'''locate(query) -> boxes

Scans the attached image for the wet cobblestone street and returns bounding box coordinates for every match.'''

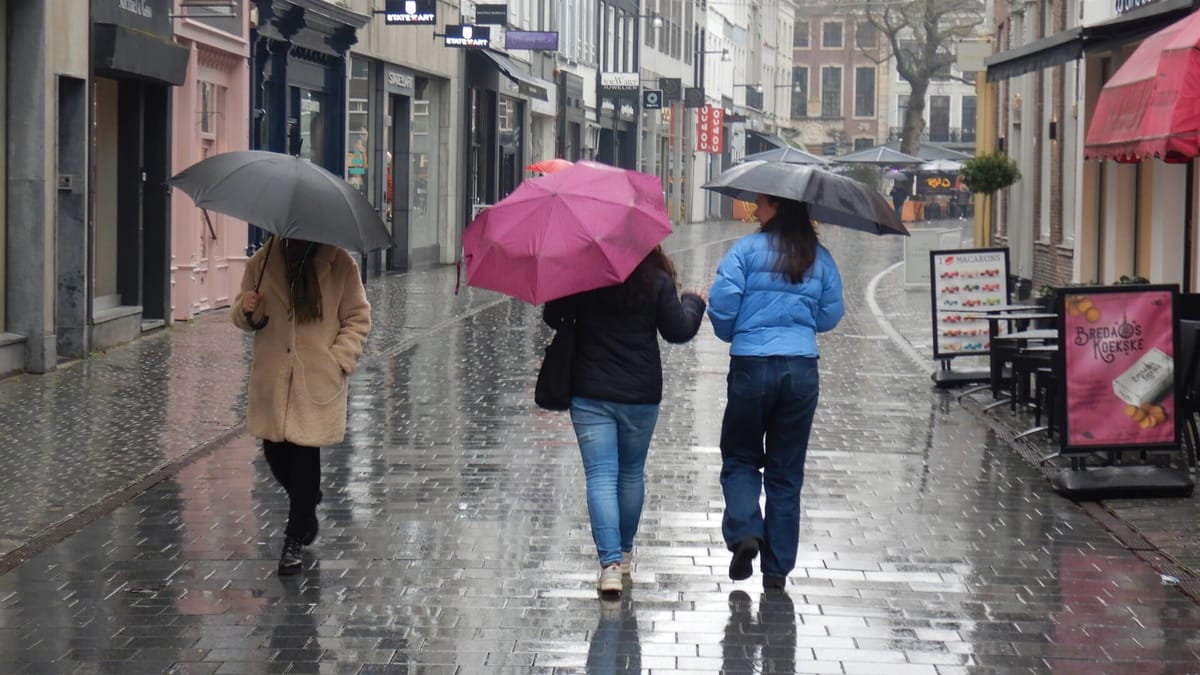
[2,222,1200,673]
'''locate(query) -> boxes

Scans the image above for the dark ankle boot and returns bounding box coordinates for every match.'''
[301,514,319,546]
[278,536,304,575]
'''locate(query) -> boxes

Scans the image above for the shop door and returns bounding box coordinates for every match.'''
[387,93,411,271]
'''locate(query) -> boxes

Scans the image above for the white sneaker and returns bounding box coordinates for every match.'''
[597,564,622,595]
[620,551,633,576]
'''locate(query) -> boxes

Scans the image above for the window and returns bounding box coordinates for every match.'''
[854,137,874,151]
[855,21,876,49]
[791,66,808,118]
[898,94,909,127]
[929,95,950,142]
[794,20,809,48]
[961,96,977,142]
[821,66,841,117]
[853,67,874,117]
[822,21,843,48]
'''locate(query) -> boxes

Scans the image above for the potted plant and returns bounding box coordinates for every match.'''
[960,151,1021,195]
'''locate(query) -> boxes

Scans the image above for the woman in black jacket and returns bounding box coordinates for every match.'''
[544,246,706,597]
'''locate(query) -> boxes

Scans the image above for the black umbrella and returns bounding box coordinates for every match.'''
[703,160,908,236]
[172,150,393,328]
[171,150,392,253]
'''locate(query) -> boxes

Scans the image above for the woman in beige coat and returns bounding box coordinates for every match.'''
[232,237,371,575]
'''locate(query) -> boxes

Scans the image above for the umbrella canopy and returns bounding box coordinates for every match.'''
[702,160,908,236]
[833,145,924,165]
[462,161,673,304]
[883,141,974,161]
[884,168,909,179]
[526,158,574,174]
[171,150,391,253]
[918,159,964,173]
[740,146,828,165]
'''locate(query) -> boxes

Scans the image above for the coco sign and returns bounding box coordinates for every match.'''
[696,105,723,154]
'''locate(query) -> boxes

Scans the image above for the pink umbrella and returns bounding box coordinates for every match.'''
[526,158,573,174]
[462,161,672,305]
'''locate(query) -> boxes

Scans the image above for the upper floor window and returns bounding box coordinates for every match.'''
[822,21,843,49]
[855,21,876,49]
[794,21,809,48]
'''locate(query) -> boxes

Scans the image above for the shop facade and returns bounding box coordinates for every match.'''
[170,5,251,321]
[248,0,369,251]
[465,49,551,218]
[89,0,188,351]
[2,0,91,376]
[1080,0,1198,291]
[344,0,465,272]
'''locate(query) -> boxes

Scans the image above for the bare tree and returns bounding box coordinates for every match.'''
[866,0,983,155]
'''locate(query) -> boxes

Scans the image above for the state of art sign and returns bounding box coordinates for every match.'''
[385,0,437,25]
[443,24,491,48]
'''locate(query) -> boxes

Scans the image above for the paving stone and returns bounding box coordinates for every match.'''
[0,222,1198,673]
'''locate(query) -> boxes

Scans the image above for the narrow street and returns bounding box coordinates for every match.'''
[2,222,1199,674]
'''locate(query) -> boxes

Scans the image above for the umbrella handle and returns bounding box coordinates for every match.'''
[245,312,270,330]
[245,236,274,330]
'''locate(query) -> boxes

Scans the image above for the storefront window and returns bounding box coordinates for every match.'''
[347,57,373,199]
[298,89,326,167]
[411,77,441,253]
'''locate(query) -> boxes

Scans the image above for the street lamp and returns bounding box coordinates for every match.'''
[733,83,763,94]
[636,13,664,29]
[701,48,731,62]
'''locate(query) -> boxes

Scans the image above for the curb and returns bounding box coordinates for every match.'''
[0,423,247,575]
[867,261,1200,606]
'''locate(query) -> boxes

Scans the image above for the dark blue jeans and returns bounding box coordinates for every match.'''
[719,355,819,577]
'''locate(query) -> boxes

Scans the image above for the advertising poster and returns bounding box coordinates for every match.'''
[1059,285,1180,452]
[928,248,1009,360]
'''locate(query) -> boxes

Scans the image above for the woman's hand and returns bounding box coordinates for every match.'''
[684,287,708,302]
[242,291,262,313]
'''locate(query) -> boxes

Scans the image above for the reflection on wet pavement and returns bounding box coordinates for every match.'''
[2,223,1200,673]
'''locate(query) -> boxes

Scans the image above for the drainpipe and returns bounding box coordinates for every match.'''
[1187,160,1195,293]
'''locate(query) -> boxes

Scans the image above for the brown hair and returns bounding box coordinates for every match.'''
[759,198,818,284]
[283,238,323,323]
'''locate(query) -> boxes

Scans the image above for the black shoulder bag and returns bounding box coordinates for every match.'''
[534,315,575,411]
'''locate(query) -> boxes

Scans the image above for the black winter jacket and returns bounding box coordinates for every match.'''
[543,269,706,404]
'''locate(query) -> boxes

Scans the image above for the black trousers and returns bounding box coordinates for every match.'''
[263,440,321,539]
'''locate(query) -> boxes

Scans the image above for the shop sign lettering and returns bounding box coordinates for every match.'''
[1115,0,1158,13]
[119,0,153,18]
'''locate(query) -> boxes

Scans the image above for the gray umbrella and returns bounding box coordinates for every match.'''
[702,160,908,236]
[171,150,392,254]
[833,145,924,165]
[741,146,828,165]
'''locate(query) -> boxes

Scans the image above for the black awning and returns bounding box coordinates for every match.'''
[93,23,188,86]
[478,50,550,101]
[746,129,786,148]
[985,29,1083,82]
[1083,0,1193,53]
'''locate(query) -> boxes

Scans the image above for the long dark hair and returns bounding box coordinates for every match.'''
[282,237,323,323]
[759,197,818,284]
[611,244,677,307]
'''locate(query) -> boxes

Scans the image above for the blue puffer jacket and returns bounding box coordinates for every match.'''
[707,232,844,357]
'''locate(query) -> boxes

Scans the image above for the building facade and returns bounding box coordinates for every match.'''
[170,2,252,321]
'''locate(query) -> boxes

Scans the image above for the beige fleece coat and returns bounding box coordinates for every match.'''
[232,242,372,447]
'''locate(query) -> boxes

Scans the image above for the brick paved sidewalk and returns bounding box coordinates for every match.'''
[870,231,1200,593]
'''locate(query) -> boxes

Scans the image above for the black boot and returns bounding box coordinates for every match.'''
[300,513,319,546]
[278,536,304,576]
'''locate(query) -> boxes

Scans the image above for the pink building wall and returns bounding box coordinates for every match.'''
[170,9,251,321]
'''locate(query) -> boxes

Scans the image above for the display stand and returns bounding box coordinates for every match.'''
[1052,285,1195,499]
[928,248,1011,388]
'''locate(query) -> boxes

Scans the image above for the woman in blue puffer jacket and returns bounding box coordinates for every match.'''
[707,193,845,591]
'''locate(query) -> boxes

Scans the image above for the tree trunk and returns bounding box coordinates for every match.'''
[901,81,929,156]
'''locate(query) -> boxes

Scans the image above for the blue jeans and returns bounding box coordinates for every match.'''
[570,396,661,566]
[719,356,819,577]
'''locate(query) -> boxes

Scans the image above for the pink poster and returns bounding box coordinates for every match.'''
[1063,288,1176,449]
